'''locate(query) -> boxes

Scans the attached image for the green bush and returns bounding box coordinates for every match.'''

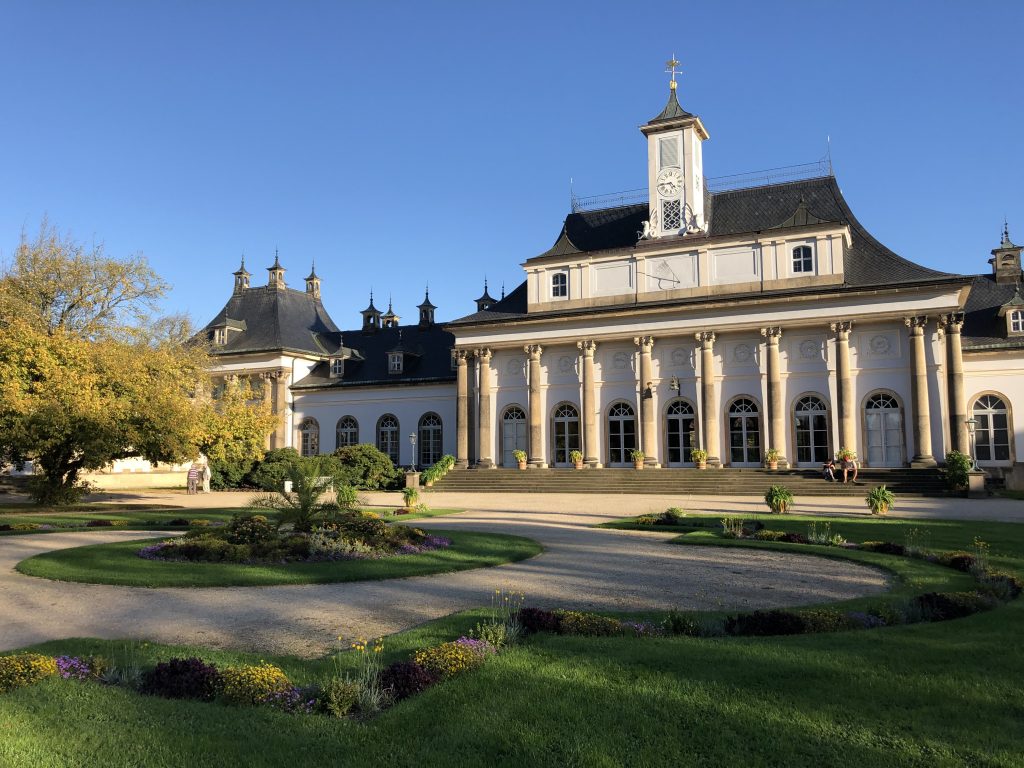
[661,610,701,637]
[226,515,275,545]
[208,456,257,490]
[763,485,794,513]
[319,677,360,718]
[245,448,301,492]
[944,449,972,491]
[220,662,293,706]
[754,529,787,541]
[555,610,623,637]
[413,641,488,679]
[333,444,401,490]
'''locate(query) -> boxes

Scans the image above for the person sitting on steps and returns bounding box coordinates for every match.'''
[841,455,859,484]
[822,459,836,482]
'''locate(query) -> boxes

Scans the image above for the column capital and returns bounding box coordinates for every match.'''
[829,321,853,336]
[695,330,716,347]
[576,339,598,355]
[454,349,469,363]
[524,344,543,359]
[904,315,929,332]
[939,312,965,332]
[474,347,492,361]
[760,326,782,341]
[633,335,654,349]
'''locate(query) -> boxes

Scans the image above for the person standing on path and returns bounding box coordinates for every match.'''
[201,462,212,494]
[186,464,199,495]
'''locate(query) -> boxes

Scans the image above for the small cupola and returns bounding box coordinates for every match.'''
[475,279,496,312]
[381,298,400,329]
[233,256,251,294]
[267,250,286,290]
[305,262,321,299]
[360,292,382,333]
[417,288,437,327]
[990,221,1023,285]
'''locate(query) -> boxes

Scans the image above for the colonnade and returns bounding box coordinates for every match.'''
[453,315,961,469]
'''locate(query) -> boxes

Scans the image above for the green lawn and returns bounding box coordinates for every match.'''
[14,529,542,587]
[1,516,1023,766]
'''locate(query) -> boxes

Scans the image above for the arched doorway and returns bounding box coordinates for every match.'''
[607,402,637,467]
[418,413,443,467]
[794,395,830,466]
[550,403,581,467]
[299,417,320,457]
[865,392,903,467]
[501,406,527,467]
[664,399,696,467]
[376,414,400,465]
[727,398,761,466]
[972,394,1011,464]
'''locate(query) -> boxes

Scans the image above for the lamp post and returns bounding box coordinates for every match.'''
[409,432,417,472]
[965,418,979,471]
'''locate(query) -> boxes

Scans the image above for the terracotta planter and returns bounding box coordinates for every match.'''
[766,461,778,470]
[573,461,584,470]
[517,460,527,470]
[695,461,707,470]
[424,480,434,488]
[874,503,889,515]
[634,460,644,470]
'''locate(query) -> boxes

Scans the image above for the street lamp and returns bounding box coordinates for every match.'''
[409,432,417,472]
[965,418,979,471]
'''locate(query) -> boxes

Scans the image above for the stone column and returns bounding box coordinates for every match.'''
[475,348,493,468]
[941,313,970,456]
[906,316,937,467]
[634,336,658,466]
[761,326,788,467]
[455,350,469,468]
[577,340,600,467]
[830,322,855,452]
[525,344,544,467]
[695,331,721,467]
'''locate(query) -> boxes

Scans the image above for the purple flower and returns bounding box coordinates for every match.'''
[261,685,316,714]
[454,636,497,655]
[137,542,173,560]
[56,655,92,680]
[620,621,663,637]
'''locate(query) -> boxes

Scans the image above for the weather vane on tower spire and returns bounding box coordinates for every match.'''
[665,54,681,91]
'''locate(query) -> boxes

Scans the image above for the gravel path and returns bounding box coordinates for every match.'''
[0,505,890,658]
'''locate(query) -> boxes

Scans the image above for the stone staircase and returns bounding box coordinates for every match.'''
[429,467,951,497]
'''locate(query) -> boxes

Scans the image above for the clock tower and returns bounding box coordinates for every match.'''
[640,58,709,237]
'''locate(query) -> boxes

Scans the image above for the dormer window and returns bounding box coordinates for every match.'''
[388,353,404,374]
[330,358,344,378]
[213,328,227,346]
[551,272,568,299]
[792,245,814,274]
[1010,310,1024,335]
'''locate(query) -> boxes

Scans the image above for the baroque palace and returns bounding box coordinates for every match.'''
[200,74,1024,489]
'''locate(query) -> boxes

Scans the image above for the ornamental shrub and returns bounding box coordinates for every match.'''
[976,570,1024,601]
[911,591,998,622]
[662,610,702,636]
[226,514,275,545]
[634,515,659,525]
[165,518,190,527]
[754,530,787,541]
[221,662,293,706]
[86,519,128,527]
[938,550,977,573]
[519,607,562,635]
[319,677,361,717]
[943,449,972,491]
[859,541,906,556]
[55,656,93,680]
[725,609,809,637]
[140,657,223,701]
[333,444,401,490]
[555,610,623,637]
[209,455,257,490]
[379,661,439,701]
[779,532,809,545]
[246,448,302,492]
[413,640,488,679]
[0,653,58,693]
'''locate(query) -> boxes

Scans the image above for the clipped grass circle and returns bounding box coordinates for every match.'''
[15,529,542,588]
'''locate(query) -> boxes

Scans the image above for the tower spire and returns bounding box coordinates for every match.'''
[665,54,681,91]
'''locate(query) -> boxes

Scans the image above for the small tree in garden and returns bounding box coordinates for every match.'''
[333,444,400,489]
[248,456,344,531]
[943,450,972,491]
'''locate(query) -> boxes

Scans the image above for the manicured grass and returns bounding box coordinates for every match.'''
[14,529,542,587]
[374,507,465,521]
[2,516,1023,766]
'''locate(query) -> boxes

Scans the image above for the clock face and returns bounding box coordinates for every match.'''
[657,167,683,197]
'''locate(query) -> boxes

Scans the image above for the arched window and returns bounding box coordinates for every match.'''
[501,406,528,467]
[418,413,443,467]
[792,245,814,274]
[607,402,637,466]
[551,272,568,298]
[299,417,320,457]
[550,403,580,466]
[973,395,1010,463]
[664,399,696,466]
[865,392,903,467]
[336,416,358,450]
[794,395,830,465]
[376,414,400,465]
[728,398,761,466]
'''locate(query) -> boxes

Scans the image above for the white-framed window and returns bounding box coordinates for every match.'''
[376,414,399,464]
[388,353,403,374]
[1010,310,1024,334]
[330,358,344,377]
[551,272,568,298]
[213,328,227,345]
[336,416,358,448]
[299,418,320,457]
[792,245,814,274]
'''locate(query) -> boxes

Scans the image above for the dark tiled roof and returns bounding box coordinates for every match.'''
[962,274,1024,350]
[292,324,456,390]
[647,89,694,123]
[201,286,343,356]
[449,280,528,325]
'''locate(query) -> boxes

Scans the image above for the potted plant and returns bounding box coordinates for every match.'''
[569,449,584,470]
[763,484,793,513]
[513,449,528,470]
[421,467,437,488]
[866,484,895,515]
[691,449,708,470]
[401,486,418,511]
[837,447,857,461]
[764,448,780,470]
[630,449,645,470]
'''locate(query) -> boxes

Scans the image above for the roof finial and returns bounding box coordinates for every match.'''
[665,54,681,92]
[240,254,246,270]
[501,282,506,299]
[1004,217,1011,247]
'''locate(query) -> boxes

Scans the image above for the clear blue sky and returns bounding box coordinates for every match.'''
[2,1,1021,330]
